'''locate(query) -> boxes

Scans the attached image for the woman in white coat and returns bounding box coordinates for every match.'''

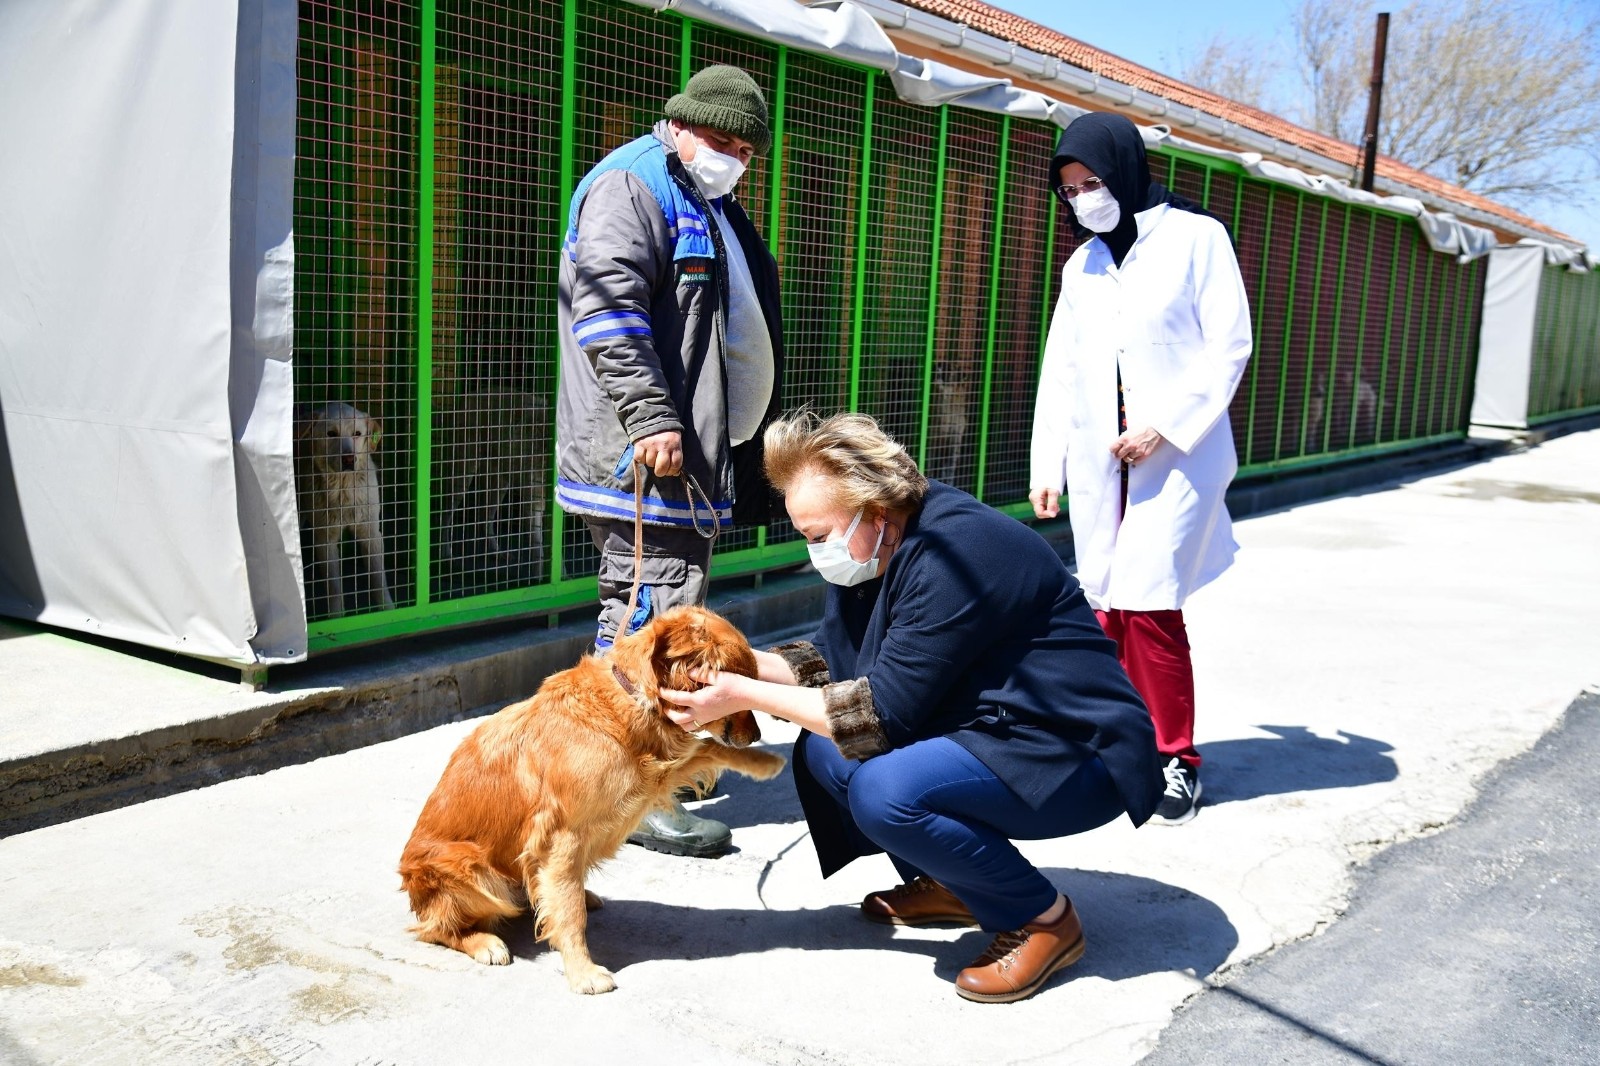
[1029,112,1252,825]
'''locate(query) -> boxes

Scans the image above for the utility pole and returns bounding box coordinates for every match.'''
[1358,12,1391,192]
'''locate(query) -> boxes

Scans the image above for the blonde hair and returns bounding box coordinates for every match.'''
[762,410,928,515]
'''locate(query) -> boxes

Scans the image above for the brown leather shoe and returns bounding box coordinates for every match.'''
[954,898,1086,1003]
[861,876,979,927]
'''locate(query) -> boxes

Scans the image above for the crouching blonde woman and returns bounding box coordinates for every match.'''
[661,411,1163,1003]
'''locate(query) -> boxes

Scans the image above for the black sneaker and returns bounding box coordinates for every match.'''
[1152,757,1201,825]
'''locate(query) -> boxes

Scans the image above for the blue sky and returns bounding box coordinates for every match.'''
[997,0,1598,251]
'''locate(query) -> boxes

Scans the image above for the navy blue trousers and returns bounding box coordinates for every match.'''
[802,732,1126,930]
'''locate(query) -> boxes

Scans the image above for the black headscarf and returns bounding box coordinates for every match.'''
[1049,112,1222,267]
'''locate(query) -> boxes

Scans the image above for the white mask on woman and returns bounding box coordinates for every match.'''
[1072,185,1122,233]
[684,143,747,200]
[807,509,885,587]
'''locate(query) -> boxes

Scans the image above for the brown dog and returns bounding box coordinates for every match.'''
[398,605,786,993]
[294,401,394,617]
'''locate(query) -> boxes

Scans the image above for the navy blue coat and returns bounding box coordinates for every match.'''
[792,480,1164,877]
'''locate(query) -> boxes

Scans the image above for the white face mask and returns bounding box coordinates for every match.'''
[1072,185,1122,233]
[807,509,885,587]
[684,142,747,200]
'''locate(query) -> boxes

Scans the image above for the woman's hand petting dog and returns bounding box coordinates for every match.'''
[661,667,753,732]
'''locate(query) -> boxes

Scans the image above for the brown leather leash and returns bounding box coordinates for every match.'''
[617,456,719,648]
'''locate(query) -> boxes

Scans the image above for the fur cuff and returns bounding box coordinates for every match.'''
[822,678,890,760]
[771,640,831,688]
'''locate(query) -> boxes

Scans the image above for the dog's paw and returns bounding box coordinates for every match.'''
[742,751,788,781]
[566,965,617,995]
[467,934,511,966]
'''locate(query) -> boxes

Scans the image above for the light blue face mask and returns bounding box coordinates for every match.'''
[806,509,885,587]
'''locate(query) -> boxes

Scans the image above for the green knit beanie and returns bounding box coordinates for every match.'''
[665,65,771,155]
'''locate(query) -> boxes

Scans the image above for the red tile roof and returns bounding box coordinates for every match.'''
[895,0,1572,243]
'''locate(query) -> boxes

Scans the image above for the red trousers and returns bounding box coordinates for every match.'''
[1094,608,1200,768]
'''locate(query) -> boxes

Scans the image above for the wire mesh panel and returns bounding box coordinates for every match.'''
[984,120,1056,504]
[1398,230,1433,440]
[1227,176,1267,461]
[1291,199,1336,458]
[1529,267,1562,418]
[1447,257,1486,430]
[689,26,778,248]
[429,1,563,601]
[1315,204,1358,452]
[762,52,865,545]
[686,25,782,557]
[928,109,1002,492]
[1249,185,1296,464]
[1529,265,1600,420]
[562,0,682,578]
[855,83,940,456]
[1569,269,1600,416]
[1423,254,1458,436]
[294,0,420,622]
[1170,157,1207,206]
[1275,194,1317,462]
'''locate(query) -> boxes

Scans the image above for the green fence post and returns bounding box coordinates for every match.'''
[758,43,787,550]
[1272,192,1306,461]
[974,115,1011,502]
[549,0,579,586]
[847,73,875,412]
[679,15,692,88]
[917,105,950,468]
[1037,192,1058,368]
[414,0,437,607]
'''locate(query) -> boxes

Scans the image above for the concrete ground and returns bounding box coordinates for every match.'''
[0,428,1596,1065]
[1141,689,1599,1065]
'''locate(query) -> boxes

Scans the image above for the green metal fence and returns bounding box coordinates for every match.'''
[292,0,1493,651]
[1527,264,1600,425]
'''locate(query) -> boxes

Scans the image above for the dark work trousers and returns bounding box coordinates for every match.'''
[1094,608,1200,768]
[802,732,1125,930]
[585,518,713,650]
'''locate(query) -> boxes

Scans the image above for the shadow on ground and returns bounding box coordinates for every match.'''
[1197,725,1397,806]
[491,870,1236,993]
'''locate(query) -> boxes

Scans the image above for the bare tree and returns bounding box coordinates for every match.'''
[1174,32,1284,114]
[1289,0,1366,143]
[1291,0,1600,201]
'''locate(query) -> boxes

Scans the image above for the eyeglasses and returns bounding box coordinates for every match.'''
[1054,176,1106,203]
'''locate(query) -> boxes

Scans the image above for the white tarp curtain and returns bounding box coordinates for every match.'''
[634,0,899,70]
[1517,238,1594,272]
[0,0,305,665]
[1470,245,1546,429]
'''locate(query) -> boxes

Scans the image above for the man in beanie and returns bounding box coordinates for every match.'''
[555,65,786,857]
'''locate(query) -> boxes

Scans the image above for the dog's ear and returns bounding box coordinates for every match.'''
[294,405,323,442]
[366,416,383,450]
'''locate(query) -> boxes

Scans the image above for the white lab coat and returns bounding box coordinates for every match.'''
[1030,203,1253,611]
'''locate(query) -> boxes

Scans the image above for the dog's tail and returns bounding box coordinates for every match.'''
[398,840,522,939]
